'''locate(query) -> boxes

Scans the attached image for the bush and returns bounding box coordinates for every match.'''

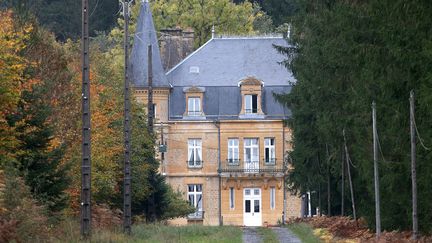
[0,167,49,242]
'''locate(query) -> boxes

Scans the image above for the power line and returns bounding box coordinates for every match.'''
[413,117,431,151]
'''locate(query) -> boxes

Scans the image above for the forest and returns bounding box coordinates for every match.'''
[276,0,432,236]
[1,0,431,241]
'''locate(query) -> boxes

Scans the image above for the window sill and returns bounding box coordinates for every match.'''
[239,113,265,119]
[183,115,206,120]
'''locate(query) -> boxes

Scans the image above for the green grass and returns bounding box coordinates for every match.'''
[54,222,242,243]
[132,224,242,243]
[287,223,322,243]
[256,227,279,243]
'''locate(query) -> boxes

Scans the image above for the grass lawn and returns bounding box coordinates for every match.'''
[287,223,322,243]
[56,223,243,243]
[256,227,279,243]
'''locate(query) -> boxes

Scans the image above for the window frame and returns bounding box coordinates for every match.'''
[270,187,276,210]
[188,139,202,168]
[244,94,258,114]
[188,184,203,218]
[227,138,240,164]
[264,138,276,164]
[229,187,235,209]
[188,97,201,116]
[244,138,259,163]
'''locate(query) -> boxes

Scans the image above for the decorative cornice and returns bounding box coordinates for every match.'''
[183,86,205,93]
[238,77,264,86]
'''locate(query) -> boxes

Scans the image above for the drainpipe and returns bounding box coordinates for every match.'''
[214,120,222,226]
[282,124,286,225]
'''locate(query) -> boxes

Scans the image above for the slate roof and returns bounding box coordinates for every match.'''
[166,36,294,120]
[166,36,295,87]
[129,1,169,87]
[169,86,291,121]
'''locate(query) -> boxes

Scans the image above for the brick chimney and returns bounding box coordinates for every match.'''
[159,27,195,71]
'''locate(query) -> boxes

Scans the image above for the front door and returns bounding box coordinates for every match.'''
[243,188,262,226]
[244,138,259,173]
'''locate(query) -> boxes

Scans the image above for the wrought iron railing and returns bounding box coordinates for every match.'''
[187,160,203,168]
[219,159,285,173]
[187,210,205,220]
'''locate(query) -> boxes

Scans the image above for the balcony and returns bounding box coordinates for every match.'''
[219,159,286,175]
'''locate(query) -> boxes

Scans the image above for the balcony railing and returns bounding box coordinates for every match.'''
[188,210,205,220]
[219,159,285,174]
[187,111,202,116]
[187,160,203,168]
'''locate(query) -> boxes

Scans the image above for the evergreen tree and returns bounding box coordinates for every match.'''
[7,84,70,214]
[277,0,432,232]
[129,105,193,222]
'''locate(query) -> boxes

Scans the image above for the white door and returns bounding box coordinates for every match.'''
[244,138,259,173]
[243,188,262,226]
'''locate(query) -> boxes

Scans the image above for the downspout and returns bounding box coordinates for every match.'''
[215,120,222,226]
[282,124,286,225]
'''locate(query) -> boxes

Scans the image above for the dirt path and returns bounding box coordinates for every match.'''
[272,227,302,243]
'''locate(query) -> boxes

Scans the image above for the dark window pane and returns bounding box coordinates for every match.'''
[254,200,260,213]
[252,95,257,113]
[245,200,251,213]
[265,148,269,162]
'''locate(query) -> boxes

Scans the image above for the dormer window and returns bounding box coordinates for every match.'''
[184,86,205,119]
[239,77,264,118]
[245,94,258,114]
[188,97,201,116]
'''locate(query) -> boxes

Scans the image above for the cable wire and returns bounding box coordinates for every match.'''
[413,117,431,151]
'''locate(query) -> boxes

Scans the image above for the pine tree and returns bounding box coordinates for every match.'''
[7,84,70,214]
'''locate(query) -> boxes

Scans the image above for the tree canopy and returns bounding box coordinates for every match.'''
[278,0,432,233]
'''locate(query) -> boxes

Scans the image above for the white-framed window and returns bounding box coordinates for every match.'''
[188,97,201,116]
[188,139,202,167]
[264,138,276,164]
[270,187,276,210]
[244,138,259,163]
[228,138,239,164]
[245,94,258,114]
[229,187,235,209]
[188,184,203,218]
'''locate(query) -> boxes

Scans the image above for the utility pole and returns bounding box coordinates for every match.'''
[147,45,154,134]
[372,101,381,237]
[122,0,132,235]
[343,129,356,222]
[147,44,156,222]
[81,0,91,238]
[326,144,331,216]
[410,90,418,240]
[341,146,345,216]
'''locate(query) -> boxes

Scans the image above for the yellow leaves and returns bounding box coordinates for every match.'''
[0,10,33,104]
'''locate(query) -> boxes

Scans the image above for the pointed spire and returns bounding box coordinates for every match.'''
[129,0,169,87]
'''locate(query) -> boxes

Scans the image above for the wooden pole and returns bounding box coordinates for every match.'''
[326,144,331,216]
[343,129,356,221]
[341,146,345,216]
[147,45,156,222]
[81,0,91,238]
[372,101,381,237]
[122,0,132,234]
[147,45,154,134]
[410,90,418,240]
